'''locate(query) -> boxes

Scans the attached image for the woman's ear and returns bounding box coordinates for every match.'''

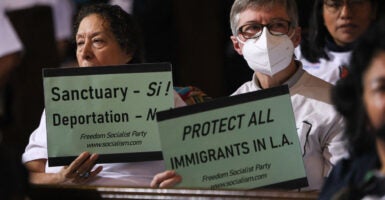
[230,35,243,55]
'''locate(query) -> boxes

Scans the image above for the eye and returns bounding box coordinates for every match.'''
[269,21,289,33]
[244,24,262,33]
[325,0,343,8]
[239,23,263,39]
[92,38,105,48]
[271,21,287,29]
[76,40,84,47]
[374,84,385,93]
[369,79,385,95]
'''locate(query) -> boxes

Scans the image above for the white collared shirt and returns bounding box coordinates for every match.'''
[232,62,348,190]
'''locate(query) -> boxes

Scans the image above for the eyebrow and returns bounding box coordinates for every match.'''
[242,18,289,24]
[76,31,103,39]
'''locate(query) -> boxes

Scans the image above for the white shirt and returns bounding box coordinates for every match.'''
[232,64,348,190]
[22,92,186,186]
[295,46,351,85]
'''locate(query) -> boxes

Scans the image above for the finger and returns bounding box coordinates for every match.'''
[151,170,179,188]
[75,165,103,184]
[67,152,91,175]
[159,175,182,188]
[90,165,103,177]
[151,171,170,187]
[75,153,99,176]
[63,153,90,179]
[70,153,99,181]
[60,166,77,180]
[83,165,103,179]
[73,154,100,179]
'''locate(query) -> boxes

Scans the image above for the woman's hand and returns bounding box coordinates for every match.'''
[59,151,103,184]
[150,170,182,188]
[26,151,102,184]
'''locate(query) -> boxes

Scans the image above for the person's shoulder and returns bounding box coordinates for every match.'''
[291,69,333,104]
[301,70,332,89]
[318,157,352,200]
[319,153,379,199]
[231,80,258,96]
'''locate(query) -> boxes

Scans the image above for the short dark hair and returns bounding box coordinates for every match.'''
[332,18,385,156]
[300,0,378,63]
[73,3,144,63]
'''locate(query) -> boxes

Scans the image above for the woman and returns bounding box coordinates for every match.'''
[22,4,185,186]
[319,19,385,199]
[295,0,379,85]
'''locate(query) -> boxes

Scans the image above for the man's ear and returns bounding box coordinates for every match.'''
[292,27,302,48]
[230,35,243,55]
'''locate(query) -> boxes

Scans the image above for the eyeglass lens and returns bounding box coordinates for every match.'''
[238,20,290,39]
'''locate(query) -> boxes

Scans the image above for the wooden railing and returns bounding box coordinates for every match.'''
[29,184,319,199]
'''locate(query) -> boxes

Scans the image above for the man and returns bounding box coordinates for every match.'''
[152,0,347,191]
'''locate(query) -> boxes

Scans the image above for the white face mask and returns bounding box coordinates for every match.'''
[238,27,295,76]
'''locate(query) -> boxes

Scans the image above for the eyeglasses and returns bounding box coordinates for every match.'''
[324,0,369,13]
[237,19,292,40]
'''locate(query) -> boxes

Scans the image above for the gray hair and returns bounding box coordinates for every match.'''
[230,0,299,35]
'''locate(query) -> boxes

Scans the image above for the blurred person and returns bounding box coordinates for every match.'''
[3,0,75,63]
[0,137,29,200]
[0,3,23,150]
[295,0,379,85]
[0,3,23,88]
[151,0,347,191]
[22,4,185,186]
[2,0,75,155]
[319,18,385,200]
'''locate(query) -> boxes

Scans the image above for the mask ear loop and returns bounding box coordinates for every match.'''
[236,36,246,45]
[287,27,296,39]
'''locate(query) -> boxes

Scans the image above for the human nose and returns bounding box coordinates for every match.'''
[339,2,353,19]
[79,40,93,60]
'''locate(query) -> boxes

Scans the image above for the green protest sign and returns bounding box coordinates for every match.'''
[43,63,173,166]
[157,86,307,189]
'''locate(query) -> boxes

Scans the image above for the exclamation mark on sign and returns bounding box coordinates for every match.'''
[165,81,171,96]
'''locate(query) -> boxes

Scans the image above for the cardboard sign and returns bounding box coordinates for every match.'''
[43,63,174,166]
[157,86,307,189]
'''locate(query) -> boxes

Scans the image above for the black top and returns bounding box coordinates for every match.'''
[318,150,385,200]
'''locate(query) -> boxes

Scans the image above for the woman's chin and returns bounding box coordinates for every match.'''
[79,62,97,67]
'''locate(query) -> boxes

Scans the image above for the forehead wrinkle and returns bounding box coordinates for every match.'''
[77,14,110,36]
[76,30,105,39]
